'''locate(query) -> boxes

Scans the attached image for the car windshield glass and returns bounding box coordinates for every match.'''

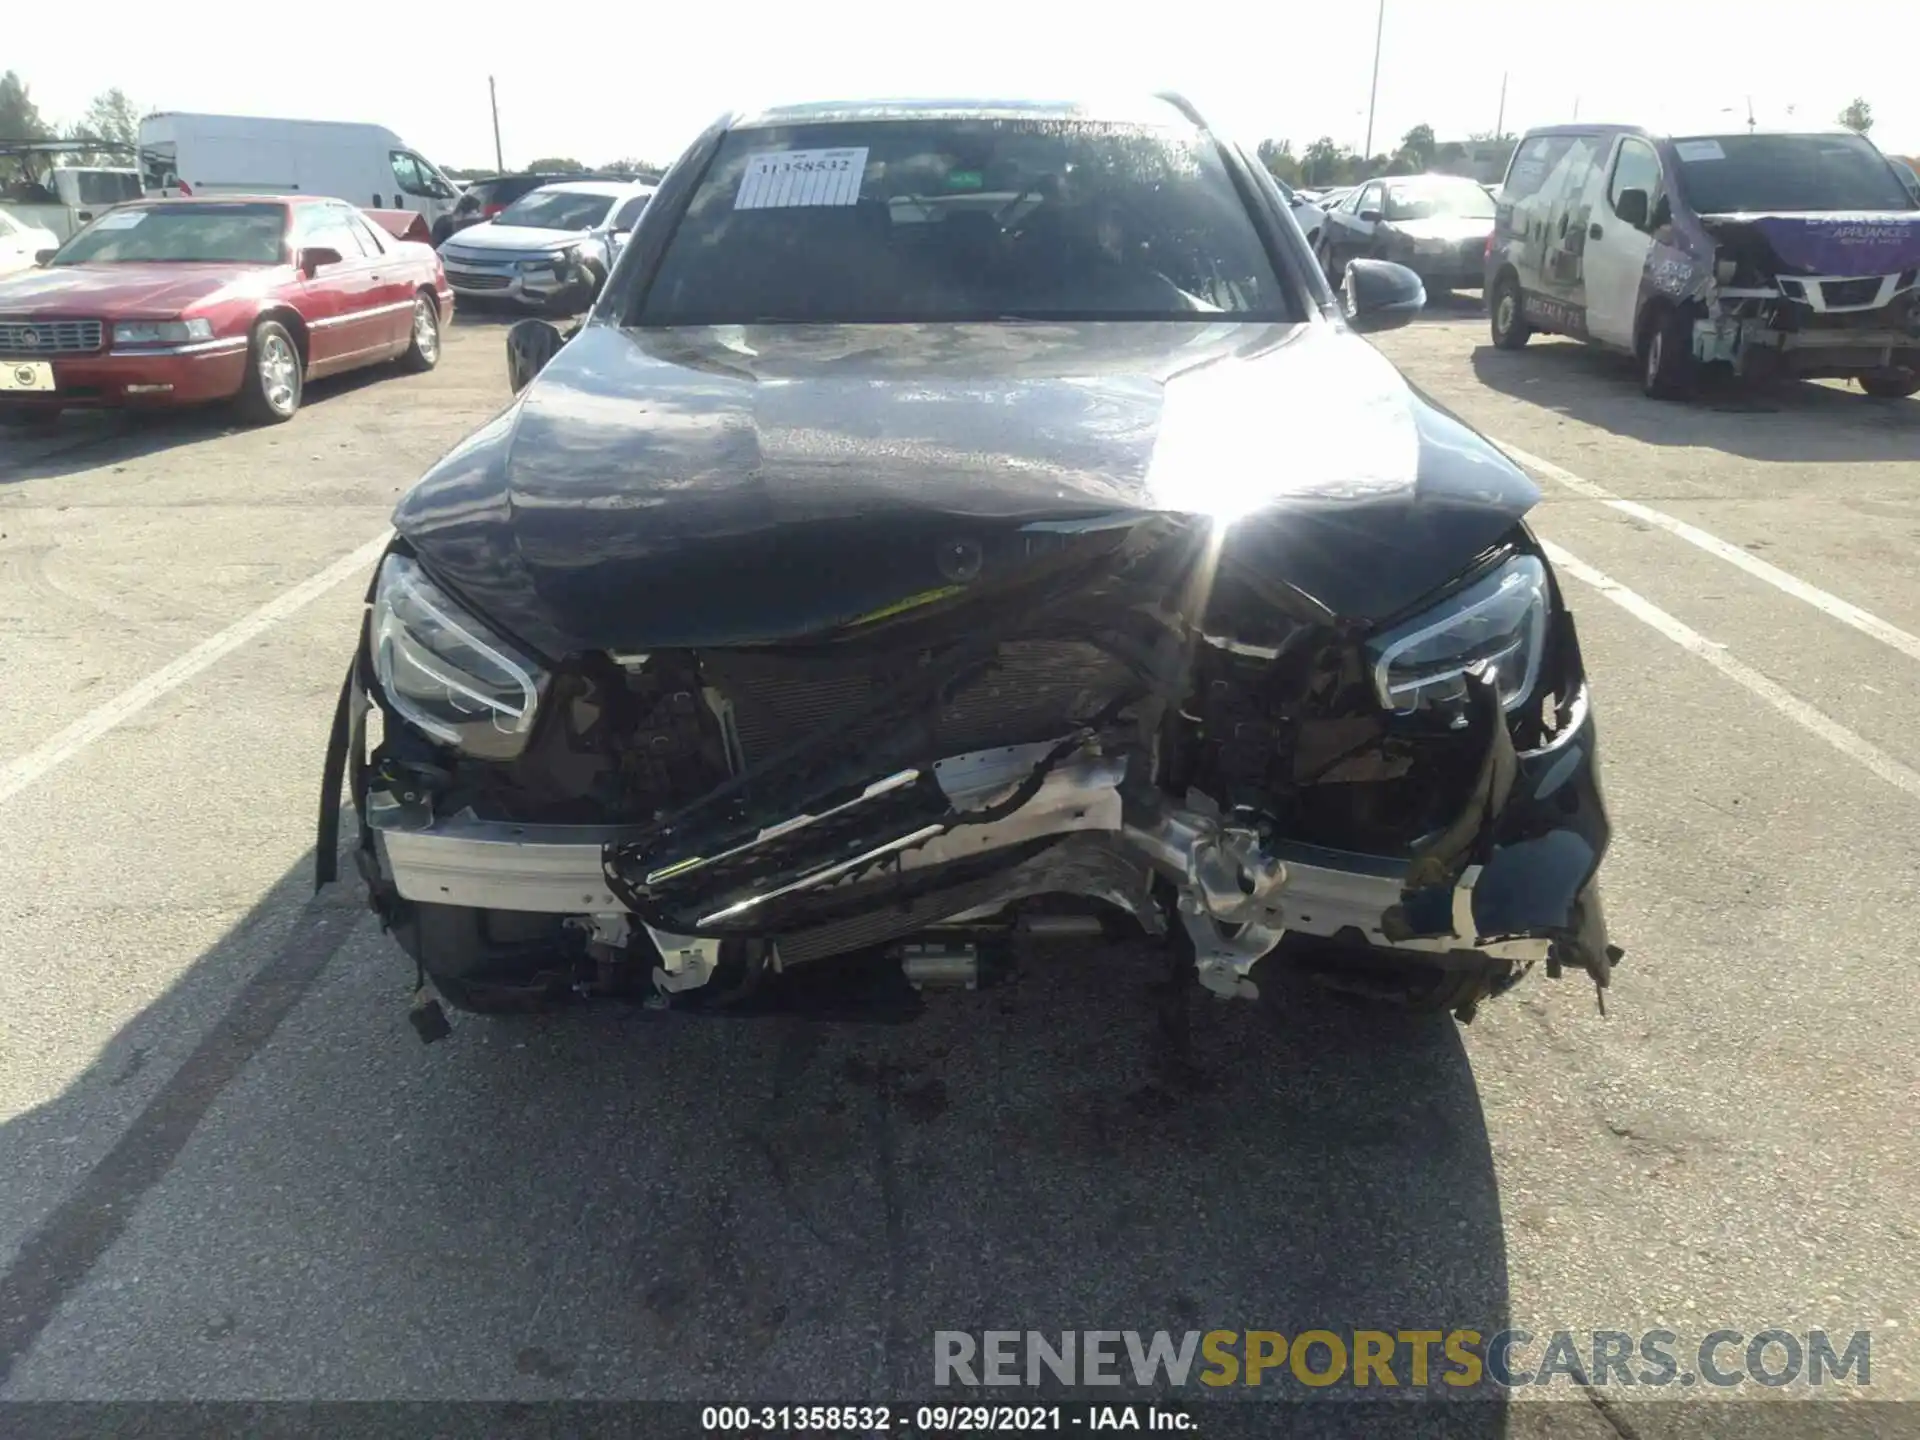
[1382,179,1496,221]
[53,203,285,264]
[1673,134,1918,213]
[635,117,1296,324]
[496,190,614,230]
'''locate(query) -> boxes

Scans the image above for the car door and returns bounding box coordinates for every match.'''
[346,210,416,350]
[1326,183,1382,274]
[292,204,387,372]
[1581,137,1663,350]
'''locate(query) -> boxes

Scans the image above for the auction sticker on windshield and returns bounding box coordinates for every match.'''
[1674,140,1726,162]
[735,148,868,209]
[90,209,149,230]
[1,361,56,391]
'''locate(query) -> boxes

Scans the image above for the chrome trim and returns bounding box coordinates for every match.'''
[307,300,418,331]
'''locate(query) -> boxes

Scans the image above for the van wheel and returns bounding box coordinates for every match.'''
[236,320,302,424]
[1641,305,1696,400]
[400,292,441,373]
[1859,369,1919,399]
[1490,275,1532,349]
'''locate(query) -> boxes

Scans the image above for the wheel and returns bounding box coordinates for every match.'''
[399,291,441,373]
[1640,304,1696,400]
[236,319,302,424]
[1489,273,1532,349]
[1859,369,1920,398]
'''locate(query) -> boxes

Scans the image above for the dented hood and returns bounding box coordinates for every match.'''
[1700,211,1920,276]
[394,320,1539,656]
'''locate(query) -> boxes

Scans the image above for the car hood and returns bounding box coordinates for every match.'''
[395,320,1540,656]
[443,223,583,253]
[0,263,276,315]
[1697,211,1920,276]
[1387,214,1496,243]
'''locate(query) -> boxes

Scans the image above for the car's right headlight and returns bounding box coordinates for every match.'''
[1367,554,1550,715]
[370,554,547,759]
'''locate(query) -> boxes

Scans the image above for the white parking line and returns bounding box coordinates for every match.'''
[1497,439,1920,667]
[0,533,390,808]
[1542,539,1920,804]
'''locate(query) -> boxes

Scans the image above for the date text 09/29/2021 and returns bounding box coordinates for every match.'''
[702,1405,1192,1432]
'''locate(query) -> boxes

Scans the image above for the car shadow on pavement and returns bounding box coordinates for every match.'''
[1469,341,1920,463]
[1412,290,1487,325]
[0,364,429,486]
[0,851,1511,1435]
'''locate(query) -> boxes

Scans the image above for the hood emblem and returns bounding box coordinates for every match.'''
[19,328,40,349]
[935,536,984,584]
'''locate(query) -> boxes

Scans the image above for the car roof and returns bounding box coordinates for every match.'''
[1519,122,1867,143]
[729,94,1208,131]
[115,194,302,206]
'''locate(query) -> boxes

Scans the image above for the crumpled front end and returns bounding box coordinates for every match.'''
[1688,213,1920,381]
[319,515,1614,1021]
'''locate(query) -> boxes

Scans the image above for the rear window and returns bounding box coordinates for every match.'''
[75,171,143,206]
[1672,133,1918,214]
[635,117,1295,324]
[54,203,286,265]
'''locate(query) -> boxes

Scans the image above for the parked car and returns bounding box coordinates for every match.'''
[318,93,1615,1034]
[0,196,451,426]
[445,172,641,236]
[1318,173,1496,292]
[1,142,144,242]
[437,180,654,312]
[1487,125,1920,399]
[138,113,465,244]
[1270,176,1328,248]
[0,207,59,276]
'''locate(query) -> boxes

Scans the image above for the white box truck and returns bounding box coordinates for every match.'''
[137,112,466,242]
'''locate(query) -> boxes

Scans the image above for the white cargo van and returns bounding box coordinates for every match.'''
[137,113,465,241]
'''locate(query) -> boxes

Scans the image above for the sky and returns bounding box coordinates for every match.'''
[8,0,1918,170]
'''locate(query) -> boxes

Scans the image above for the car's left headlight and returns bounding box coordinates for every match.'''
[1367,554,1549,714]
[112,318,214,347]
[371,553,548,759]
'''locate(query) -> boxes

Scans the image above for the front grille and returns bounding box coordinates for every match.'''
[1821,278,1882,308]
[447,272,512,291]
[0,319,103,356]
[703,639,1137,767]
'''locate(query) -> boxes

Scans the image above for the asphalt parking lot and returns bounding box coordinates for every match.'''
[1,301,1917,1437]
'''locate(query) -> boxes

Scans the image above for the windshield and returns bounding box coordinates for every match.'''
[1673,133,1918,214]
[495,190,615,231]
[53,203,286,264]
[1382,178,1496,222]
[635,117,1295,324]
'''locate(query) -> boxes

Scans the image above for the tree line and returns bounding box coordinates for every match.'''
[1256,125,1516,189]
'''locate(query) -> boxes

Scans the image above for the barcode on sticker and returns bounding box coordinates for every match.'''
[735,148,868,209]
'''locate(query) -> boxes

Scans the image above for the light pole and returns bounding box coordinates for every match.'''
[1362,0,1385,160]
[489,76,505,173]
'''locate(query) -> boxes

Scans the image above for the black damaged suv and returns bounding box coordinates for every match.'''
[319,94,1616,1029]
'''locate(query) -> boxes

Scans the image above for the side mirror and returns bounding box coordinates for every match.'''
[1615,188,1650,230]
[298,245,343,276]
[1341,258,1426,333]
[1359,208,1383,224]
[507,317,566,393]
[34,248,58,267]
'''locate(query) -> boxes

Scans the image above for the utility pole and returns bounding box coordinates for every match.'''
[1494,71,1508,140]
[489,75,504,173]
[1362,0,1385,159]
[1745,95,1755,132]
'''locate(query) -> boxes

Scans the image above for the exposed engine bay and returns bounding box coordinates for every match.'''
[323,516,1614,1027]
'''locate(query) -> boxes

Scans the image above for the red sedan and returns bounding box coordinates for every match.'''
[0,195,455,426]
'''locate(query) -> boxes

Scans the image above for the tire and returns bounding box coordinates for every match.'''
[1859,369,1920,399]
[1489,273,1532,349]
[236,319,302,424]
[1640,304,1696,400]
[399,291,441,373]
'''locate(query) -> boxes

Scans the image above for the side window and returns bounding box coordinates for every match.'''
[294,206,368,260]
[1355,183,1383,216]
[389,151,428,197]
[1609,140,1662,228]
[611,195,650,231]
[346,212,388,254]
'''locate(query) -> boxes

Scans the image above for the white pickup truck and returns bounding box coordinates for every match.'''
[1,164,144,243]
